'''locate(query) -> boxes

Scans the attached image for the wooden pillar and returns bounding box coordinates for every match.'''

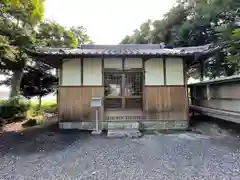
[206,84,211,100]
[216,52,221,78]
[199,58,204,81]
[189,85,195,117]
[81,57,83,85]
[163,57,167,85]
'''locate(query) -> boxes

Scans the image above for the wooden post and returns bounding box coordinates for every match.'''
[163,57,167,85]
[81,57,84,85]
[206,84,211,100]
[200,58,204,81]
[216,52,221,78]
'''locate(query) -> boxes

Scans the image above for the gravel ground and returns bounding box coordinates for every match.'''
[1,127,240,180]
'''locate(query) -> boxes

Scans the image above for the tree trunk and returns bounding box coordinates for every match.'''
[37,96,42,111]
[10,69,24,98]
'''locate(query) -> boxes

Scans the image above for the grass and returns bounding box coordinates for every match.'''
[25,100,57,126]
[0,99,57,121]
[0,99,9,105]
[30,100,57,113]
[26,100,57,119]
[0,99,57,113]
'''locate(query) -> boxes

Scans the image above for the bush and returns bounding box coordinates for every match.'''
[9,95,31,112]
[30,100,57,113]
[0,95,31,119]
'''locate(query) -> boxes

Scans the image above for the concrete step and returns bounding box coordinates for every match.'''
[107,122,139,130]
[107,129,142,138]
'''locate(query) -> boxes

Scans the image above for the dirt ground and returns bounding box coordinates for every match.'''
[0,115,57,133]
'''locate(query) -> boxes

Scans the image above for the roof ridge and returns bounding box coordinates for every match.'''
[79,44,165,49]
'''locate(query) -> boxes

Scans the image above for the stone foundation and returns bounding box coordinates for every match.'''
[139,120,189,131]
[59,120,189,131]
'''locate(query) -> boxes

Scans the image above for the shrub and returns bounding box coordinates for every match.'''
[8,95,31,112]
[30,100,57,113]
[0,95,31,119]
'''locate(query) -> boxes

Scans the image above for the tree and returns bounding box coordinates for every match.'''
[36,22,93,47]
[36,21,78,48]
[121,20,152,44]
[70,26,93,45]
[21,63,58,110]
[120,0,240,78]
[0,1,92,99]
[1,62,58,109]
[1,0,44,22]
[1,18,92,109]
[0,0,44,97]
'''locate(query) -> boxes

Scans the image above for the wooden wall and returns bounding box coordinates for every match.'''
[58,86,104,121]
[143,86,188,121]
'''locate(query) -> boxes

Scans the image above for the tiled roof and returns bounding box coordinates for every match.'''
[32,44,217,56]
[79,44,166,49]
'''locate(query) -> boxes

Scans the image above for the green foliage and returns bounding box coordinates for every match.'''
[0,99,57,120]
[0,35,17,61]
[36,21,78,48]
[0,0,45,97]
[8,95,31,112]
[36,22,93,48]
[121,0,240,78]
[0,95,30,119]
[20,63,58,98]
[0,1,91,98]
[1,0,44,25]
[70,26,94,45]
[30,100,57,113]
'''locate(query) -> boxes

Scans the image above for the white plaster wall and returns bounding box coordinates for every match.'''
[201,99,240,112]
[210,83,240,99]
[62,59,81,86]
[83,58,102,85]
[166,58,184,85]
[124,58,142,69]
[145,58,164,85]
[104,58,122,69]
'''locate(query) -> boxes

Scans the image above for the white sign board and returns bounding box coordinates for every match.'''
[90,96,102,108]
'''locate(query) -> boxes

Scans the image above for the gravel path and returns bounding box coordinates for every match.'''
[1,130,240,180]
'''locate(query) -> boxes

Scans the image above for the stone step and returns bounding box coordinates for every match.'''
[107,129,142,138]
[107,122,139,130]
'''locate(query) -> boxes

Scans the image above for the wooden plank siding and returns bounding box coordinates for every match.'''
[143,86,188,121]
[59,86,104,122]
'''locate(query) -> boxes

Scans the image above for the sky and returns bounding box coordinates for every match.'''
[44,0,177,44]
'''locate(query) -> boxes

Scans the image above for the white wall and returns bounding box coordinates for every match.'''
[166,58,184,85]
[145,58,164,85]
[83,58,102,85]
[60,57,184,86]
[104,58,122,69]
[62,59,81,86]
[124,58,142,69]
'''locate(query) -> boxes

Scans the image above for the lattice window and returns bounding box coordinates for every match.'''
[125,72,142,96]
[104,73,122,96]
[104,71,143,109]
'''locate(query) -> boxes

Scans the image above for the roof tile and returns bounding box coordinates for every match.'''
[32,44,218,56]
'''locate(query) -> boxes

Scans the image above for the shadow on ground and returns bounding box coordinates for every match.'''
[189,114,240,137]
[0,122,92,156]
